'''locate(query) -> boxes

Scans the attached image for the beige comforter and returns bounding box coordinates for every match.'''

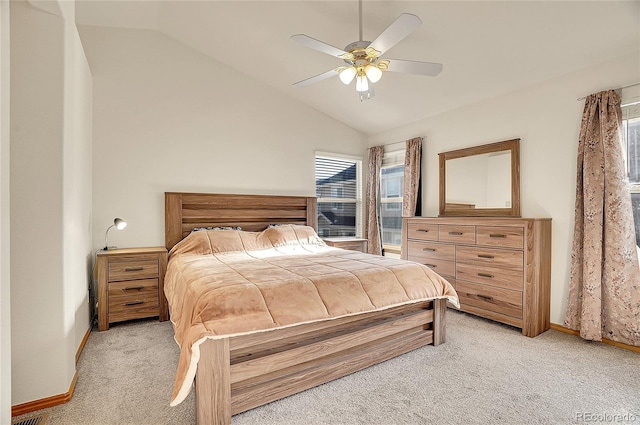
[165,225,458,406]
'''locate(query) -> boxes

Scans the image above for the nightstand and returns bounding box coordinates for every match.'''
[96,247,168,331]
[323,237,369,253]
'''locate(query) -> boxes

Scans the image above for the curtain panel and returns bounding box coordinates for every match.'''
[565,89,640,346]
[402,137,423,218]
[366,146,384,255]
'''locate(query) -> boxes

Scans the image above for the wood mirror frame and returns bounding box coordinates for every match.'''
[438,138,520,217]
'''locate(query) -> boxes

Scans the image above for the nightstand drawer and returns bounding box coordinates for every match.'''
[108,259,159,281]
[109,278,158,298]
[109,292,159,323]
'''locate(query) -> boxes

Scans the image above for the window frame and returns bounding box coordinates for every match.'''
[315,151,363,238]
[379,147,406,252]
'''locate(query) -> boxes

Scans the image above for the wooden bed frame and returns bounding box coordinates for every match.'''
[165,192,447,425]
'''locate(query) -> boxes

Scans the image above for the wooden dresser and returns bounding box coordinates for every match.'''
[401,217,551,337]
[96,247,168,331]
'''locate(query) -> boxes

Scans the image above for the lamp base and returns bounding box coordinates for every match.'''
[104,246,118,251]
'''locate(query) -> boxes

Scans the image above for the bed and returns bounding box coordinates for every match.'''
[164,192,458,425]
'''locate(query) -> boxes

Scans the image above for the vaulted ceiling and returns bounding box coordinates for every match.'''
[75,1,640,135]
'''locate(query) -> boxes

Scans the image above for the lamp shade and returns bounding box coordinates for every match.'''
[104,217,127,250]
[364,64,382,83]
[339,67,357,85]
[355,74,369,92]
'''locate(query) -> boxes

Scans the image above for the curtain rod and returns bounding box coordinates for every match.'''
[577,82,640,101]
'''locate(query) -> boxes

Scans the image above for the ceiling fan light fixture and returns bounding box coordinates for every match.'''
[364,64,382,83]
[355,73,369,92]
[339,67,357,85]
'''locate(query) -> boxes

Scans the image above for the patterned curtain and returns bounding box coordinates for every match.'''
[366,146,384,255]
[402,137,423,217]
[565,90,640,346]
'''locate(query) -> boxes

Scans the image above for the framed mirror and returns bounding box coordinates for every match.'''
[439,139,520,217]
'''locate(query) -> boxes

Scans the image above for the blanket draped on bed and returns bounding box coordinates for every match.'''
[164,225,458,406]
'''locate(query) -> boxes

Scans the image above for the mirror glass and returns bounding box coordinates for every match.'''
[439,139,520,217]
[446,151,512,209]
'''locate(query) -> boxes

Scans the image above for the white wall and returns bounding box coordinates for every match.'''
[79,26,367,251]
[0,0,11,421]
[64,7,93,363]
[10,0,93,406]
[369,52,640,325]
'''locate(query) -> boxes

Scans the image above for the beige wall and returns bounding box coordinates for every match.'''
[10,0,93,406]
[1,0,11,421]
[80,26,367,252]
[369,52,640,325]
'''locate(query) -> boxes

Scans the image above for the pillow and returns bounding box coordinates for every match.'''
[191,226,242,232]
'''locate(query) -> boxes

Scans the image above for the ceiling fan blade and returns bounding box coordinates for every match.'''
[293,69,340,87]
[368,13,422,57]
[386,59,443,76]
[291,34,349,58]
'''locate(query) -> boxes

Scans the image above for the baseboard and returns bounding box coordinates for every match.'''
[76,327,91,364]
[11,371,78,417]
[12,326,91,417]
[550,323,640,354]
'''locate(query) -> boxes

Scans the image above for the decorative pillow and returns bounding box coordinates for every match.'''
[191,226,242,232]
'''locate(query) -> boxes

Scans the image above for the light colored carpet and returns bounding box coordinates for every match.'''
[14,311,640,425]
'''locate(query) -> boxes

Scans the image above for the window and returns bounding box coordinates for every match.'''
[315,153,363,238]
[622,101,640,247]
[379,148,405,248]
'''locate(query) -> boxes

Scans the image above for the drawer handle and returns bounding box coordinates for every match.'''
[478,273,494,278]
[123,286,144,291]
[423,248,436,252]
[477,294,494,301]
[489,234,507,238]
[477,254,494,259]
[125,301,144,306]
[124,267,144,272]
[448,231,463,236]
[417,229,430,233]
[425,264,437,268]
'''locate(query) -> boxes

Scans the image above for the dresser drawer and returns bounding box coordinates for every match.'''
[456,263,523,291]
[438,225,475,244]
[109,278,158,298]
[109,259,159,281]
[406,241,455,262]
[477,226,524,249]
[456,280,522,319]
[415,257,455,278]
[456,246,523,271]
[407,222,438,241]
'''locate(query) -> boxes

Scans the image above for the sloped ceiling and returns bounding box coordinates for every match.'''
[75,0,640,135]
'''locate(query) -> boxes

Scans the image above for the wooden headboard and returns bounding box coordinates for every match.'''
[165,192,318,250]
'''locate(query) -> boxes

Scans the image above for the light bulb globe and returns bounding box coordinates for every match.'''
[364,65,382,83]
[339,67,357,85]
[355,75,369,92]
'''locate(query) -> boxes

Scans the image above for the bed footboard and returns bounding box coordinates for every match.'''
[195,298,447,425]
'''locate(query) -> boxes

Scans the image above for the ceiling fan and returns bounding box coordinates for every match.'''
[291,0,443,101]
